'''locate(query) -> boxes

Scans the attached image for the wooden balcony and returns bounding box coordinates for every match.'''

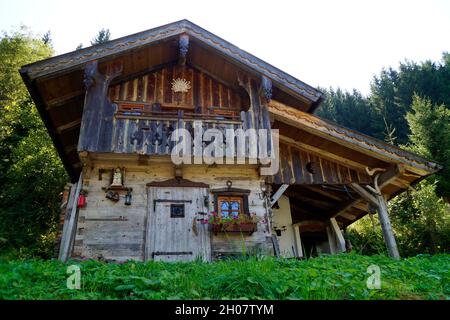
[110,108,244,156]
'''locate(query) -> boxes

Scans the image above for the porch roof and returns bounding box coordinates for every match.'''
[268,99,441,230]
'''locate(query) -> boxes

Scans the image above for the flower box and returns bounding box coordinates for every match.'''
[212,222,257,235]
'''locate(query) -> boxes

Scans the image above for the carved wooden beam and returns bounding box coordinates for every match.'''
[56,119,81,134]
[46,89,85,109]
[259,75,272,103]
[270,184,289,207]
[178,34,189,66]
[349,183,378,207]
[377,164,406,190]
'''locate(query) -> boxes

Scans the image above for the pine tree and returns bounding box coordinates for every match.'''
[90,28,111,45]
[0,29,67,256]
[41,30,52,46]
[406,94,450,200]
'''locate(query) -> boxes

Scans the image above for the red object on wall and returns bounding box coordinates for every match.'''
[77,193,86,208]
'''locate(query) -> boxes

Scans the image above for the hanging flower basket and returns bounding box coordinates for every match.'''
[212,222,257,235]
[204,211,260,235]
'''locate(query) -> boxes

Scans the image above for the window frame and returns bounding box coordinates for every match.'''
[217,196,244,219]
[211,188,250,218]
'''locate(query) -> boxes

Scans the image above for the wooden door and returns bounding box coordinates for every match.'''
[145,187,210,262]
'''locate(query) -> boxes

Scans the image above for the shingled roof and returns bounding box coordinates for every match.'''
[19,19,440,188]
[20,20,327,179]
[21,19,324,109]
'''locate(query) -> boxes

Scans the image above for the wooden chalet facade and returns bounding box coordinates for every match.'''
[20,20,441,262]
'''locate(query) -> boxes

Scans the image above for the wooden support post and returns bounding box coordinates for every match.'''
[271,234,280,257]
[58,183,75,258]
[330,218,346,252]
[292,224,303,258]
[326,226,336,254]
[270,184,289,207]
[350,177,400,259]
[59,172,82,262]
[376,193,400,259]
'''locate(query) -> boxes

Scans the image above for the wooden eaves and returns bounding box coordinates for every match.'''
[19,19,326,181]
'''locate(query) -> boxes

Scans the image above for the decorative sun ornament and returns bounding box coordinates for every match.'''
[171,78,191,93]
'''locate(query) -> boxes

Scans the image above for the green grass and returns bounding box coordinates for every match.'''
[0,254,448,300]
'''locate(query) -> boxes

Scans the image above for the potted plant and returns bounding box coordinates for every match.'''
[203,211,260,235]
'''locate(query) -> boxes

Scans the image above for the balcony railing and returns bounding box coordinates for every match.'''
[111,108,244,156]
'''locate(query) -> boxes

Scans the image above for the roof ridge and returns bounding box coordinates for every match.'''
[20,19,324,105]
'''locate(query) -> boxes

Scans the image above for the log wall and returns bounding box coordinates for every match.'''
[72,161,273,262]
[108,65,248,112]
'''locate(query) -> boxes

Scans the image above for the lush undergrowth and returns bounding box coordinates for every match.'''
[0,254,448,300]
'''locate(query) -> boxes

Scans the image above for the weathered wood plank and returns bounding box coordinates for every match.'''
[330,217,346,252]
[59,173,82,262]
[349,183,378,207]
[164,66,173,104]
[376,192,400,259]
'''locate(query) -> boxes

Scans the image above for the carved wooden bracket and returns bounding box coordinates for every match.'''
[349,178,400,259]
[259,75,272,103]
[83,60,98,89]
[236,71,249,91]
[83,60,123,90]
[78,60,123,152]
[178,34,189,66]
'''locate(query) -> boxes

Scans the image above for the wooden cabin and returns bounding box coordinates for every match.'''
[20,20,441,262]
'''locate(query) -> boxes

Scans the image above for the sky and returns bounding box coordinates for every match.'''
[1,0,449,95]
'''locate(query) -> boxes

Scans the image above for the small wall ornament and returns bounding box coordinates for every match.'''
[101,167,133,204]
[171,78,191,93]
[110,167,124,187]
[77,191,87,208]
[124,190,132,206]
[105,191,120,202]
[273,224,287,237]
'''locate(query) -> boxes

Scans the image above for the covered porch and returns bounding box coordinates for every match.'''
[266,100,441,259]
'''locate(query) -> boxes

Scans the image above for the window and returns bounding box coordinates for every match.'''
[208,106,239,120]
[117,102,145,115]
[218,196,243,219]
[170,204,185,218]
[211,187,250,218]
